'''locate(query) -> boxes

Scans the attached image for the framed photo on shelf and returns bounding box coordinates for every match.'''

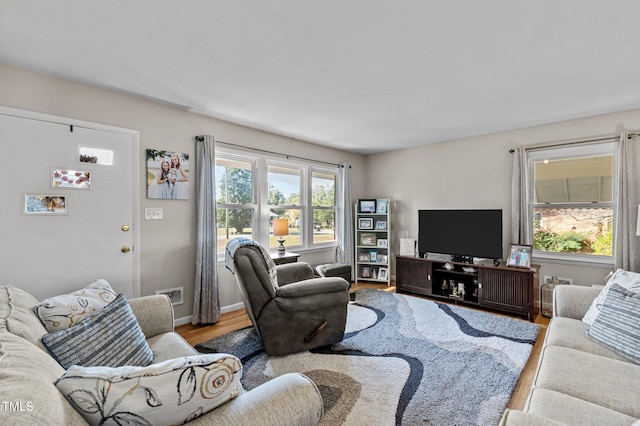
[376,199,389,214]
[358,199,376,214]
[378,267,388,281]
[377,238,388,248]
[506,244,533,268]
[369,250,378,262]
[358,253,370,262]
[378,254,388,263]
[361,266,371,278]
[375,220,387,230]
[359,232,377,246]
[358,217,374,230]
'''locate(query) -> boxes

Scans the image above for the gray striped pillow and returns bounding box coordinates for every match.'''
[42,294,154,369]
[586,283,640,364]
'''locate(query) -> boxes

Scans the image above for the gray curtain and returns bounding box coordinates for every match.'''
[192,134,220,324]
[614,132,640,272]
[336,163,354,280]
[511,146,532,246]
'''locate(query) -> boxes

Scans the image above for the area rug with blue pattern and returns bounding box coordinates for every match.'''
[196,288,540,426]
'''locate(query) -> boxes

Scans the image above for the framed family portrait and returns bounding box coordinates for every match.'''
[506,244,532,268]
[146,149,190,200]
[358,199,376,213]
[358,217,374,230]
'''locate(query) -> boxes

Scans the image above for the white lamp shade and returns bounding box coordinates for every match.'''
[273,219,289,237]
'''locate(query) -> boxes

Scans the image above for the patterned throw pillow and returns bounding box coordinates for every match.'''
[586,283,640,364]
[33,279,117,332]
[582,269,640,328]
[55,354,243,425]
[41,294,154,369]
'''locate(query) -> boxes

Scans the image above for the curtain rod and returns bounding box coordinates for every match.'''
[194,135,349,168]
[508,132,640,153]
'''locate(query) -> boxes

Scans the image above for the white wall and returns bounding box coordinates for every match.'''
[4,60,640,318]
[366,109,640,288]
[0,63,366,319]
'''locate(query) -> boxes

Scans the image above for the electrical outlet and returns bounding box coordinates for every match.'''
[145,208,163,220]
[155,287,183,305]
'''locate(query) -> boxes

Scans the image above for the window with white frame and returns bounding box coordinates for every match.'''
[215,156,256,254]
[215,149,338,256]
[528,142,617,262]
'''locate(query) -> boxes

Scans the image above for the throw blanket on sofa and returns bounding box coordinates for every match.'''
[225,238,279,288]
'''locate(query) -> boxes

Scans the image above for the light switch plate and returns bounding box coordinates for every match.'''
[145,208,163,220]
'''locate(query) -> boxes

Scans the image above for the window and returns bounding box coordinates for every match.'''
[528,143,616,262]
[215,148,338,256]
[312,171,336,244]
[215,157,256,253]
[268,164,302,249]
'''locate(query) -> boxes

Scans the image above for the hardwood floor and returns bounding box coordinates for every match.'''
[176,281,548,411]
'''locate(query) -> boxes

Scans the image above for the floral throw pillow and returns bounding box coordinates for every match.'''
[33,279,117,332]
[55,354,243,425]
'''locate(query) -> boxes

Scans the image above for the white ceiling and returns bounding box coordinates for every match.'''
[2,1,640,154]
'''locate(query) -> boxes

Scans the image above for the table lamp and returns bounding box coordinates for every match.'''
[273,218,289,254]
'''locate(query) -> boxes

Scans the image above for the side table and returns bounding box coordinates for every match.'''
[270,252,300,265]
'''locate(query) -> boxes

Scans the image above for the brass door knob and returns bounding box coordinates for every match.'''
[121,245,131,253]
[121,225,130,232]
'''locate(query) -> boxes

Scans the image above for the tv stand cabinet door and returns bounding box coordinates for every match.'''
[478,268,533,320]
[396,257,432,295]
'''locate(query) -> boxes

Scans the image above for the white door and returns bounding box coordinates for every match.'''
[0,109,139,300]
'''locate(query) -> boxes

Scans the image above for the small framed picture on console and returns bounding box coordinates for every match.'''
[506,244,532,268]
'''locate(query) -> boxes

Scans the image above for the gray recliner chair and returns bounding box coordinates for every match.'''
[228,243,350,356]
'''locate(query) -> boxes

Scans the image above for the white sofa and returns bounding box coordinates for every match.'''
[500,285,640,425]
[0,285,323,425]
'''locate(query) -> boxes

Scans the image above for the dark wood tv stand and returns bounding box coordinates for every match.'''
[395,255,534,321]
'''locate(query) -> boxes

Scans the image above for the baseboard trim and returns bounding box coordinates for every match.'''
[174,302,245,327]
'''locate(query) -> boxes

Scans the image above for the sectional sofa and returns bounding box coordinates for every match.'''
[500,283,640,425]
[0,284,323,425]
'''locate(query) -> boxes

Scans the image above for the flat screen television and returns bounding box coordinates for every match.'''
[418,209,503,261]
